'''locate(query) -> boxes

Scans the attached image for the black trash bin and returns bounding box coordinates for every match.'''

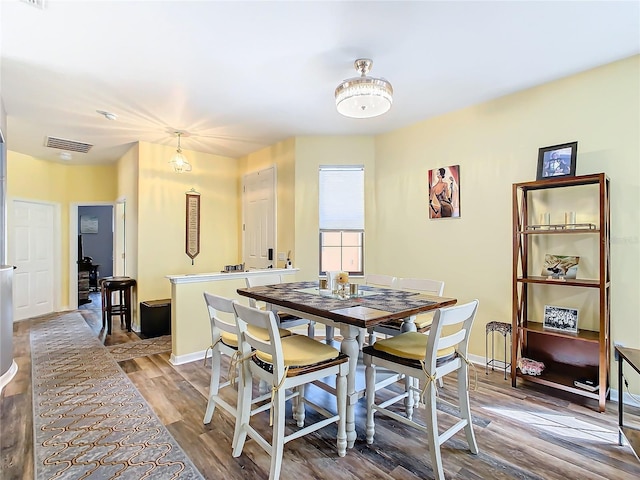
[140,299,171,338]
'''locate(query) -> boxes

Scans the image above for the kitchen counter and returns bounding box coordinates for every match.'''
[166,268,299,364]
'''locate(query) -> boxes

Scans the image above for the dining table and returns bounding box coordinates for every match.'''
[236,280,457,448]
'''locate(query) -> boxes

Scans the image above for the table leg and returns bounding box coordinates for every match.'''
[339,323,359,449]
[618,354,623,445]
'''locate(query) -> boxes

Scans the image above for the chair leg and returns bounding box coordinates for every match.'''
[232,364,252,456]
[458,363,479,454]
[425,379,445,480]
[325,325,335,343]
[269,385,287,480]
[203,346,221,424]
[294,384,306,427]
[336,370,347,457]
[307,320,316,339]
[404,375,415,420]
[106,290,113,335]
[365,360,376,444]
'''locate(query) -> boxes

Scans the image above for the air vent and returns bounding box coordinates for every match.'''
[20,0,46,9]
[45,136,93,154]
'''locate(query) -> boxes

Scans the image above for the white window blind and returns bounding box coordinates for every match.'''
[319,166,364,229]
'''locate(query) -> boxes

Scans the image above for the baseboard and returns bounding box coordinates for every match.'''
[0,360,18,394]
[170,349,209,366]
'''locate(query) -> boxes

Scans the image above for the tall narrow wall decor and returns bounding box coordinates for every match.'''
[185,189,200,264]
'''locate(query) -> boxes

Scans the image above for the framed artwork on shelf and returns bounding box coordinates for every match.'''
[543,305,579,333]
[428,164,460,219]
[536,141,577,180]
[542,254,579,279]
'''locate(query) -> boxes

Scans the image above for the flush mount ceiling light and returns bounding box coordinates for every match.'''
[169,132,192,173]
[335,58,393,119]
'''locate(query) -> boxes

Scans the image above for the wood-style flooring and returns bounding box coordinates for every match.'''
[2,298,640,480]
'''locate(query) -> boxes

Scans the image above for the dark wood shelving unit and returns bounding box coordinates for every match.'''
[512,173,610,412]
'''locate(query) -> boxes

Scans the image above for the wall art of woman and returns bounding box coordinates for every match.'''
[428,165,460,219]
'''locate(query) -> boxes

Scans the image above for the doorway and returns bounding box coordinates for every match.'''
[242,166,276,270]
[10,200,59,320]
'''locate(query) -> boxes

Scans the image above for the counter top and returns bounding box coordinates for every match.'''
[166,268,299,284]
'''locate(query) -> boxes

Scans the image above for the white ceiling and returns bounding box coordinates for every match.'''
[1,0,638,164]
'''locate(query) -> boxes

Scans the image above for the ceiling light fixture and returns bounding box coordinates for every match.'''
[169,132,192,173]
[96,110,117,121]
[335,58,393,119]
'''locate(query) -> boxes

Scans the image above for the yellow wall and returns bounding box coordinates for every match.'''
[294,136,376,281]
[238,138,297,269]
[7,152,117,306]
[373,55,639,377]
[135,142,239,313]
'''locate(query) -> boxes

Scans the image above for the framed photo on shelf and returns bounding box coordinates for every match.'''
[543,305,578,333]
[542,254,580,279]
[536,141,577,180]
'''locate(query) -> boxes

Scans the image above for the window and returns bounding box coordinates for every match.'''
[319,166,364,275]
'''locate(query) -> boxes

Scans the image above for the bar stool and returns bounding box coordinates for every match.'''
[100,276,136,335]
[485,321,512,380]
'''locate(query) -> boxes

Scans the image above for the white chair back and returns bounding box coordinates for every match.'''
[203,291,238,342]
[425,300,478,372]
[365,274,397,288]
[396,277,445,296]
[233,302,286,379]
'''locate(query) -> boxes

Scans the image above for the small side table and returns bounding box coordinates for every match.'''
[485,321,512,380]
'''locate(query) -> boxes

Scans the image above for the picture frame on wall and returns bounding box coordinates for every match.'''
[543,305,579,333]
[536,141,577,180]
[428,165,460,219]
[80,215,99,234]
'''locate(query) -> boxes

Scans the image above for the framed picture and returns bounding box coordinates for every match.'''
[542,254,580,279]
[543,305,578,333]
[428,165,460,219]
[80,215,98,234]
[536,141,577,180]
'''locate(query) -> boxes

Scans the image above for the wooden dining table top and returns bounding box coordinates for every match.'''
[237,281,457,329]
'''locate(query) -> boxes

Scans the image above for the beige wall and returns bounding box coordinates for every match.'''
[294,136,376,281]
[373,55,639,381]
[134,142,239,316]
[238,138,297,269]
[7,152,117,305]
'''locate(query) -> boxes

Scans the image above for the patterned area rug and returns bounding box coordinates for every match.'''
[31,312,203,480]
[106,335,172,362]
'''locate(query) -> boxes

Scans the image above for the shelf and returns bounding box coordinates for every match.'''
[516,276,601,287]
[519,322,600,343]
[521,226,599,234]
[514,173,606,190]
[516,370,603,400]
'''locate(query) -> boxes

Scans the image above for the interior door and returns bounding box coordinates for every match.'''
[243,167,276,270]
[11,200,55,320]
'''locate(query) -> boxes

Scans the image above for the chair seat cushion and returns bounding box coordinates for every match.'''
[256,334,340,367]
[372,331,455,361]
[221,325,291,348]
[377,312,434,332]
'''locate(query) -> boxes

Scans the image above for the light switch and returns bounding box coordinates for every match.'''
[278,252,285,261]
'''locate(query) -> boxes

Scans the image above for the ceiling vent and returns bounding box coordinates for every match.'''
[45,136,93,154]
[20,0,46,9]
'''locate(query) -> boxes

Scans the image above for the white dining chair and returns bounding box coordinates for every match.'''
[363,299,480,480]
[231,302,349,480]
[202,292,293,425]
[364,274,398,345]
[245,274,315,338]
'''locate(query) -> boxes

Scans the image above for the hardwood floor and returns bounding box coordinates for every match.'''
[2,304,639,479]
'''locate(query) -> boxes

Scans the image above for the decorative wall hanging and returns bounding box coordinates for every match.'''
[185,189,200,264]
[428,165,460,219]
[80,215,99,234]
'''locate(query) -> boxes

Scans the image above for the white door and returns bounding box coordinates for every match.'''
[11,200,55,320]
[243,167,276,270]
